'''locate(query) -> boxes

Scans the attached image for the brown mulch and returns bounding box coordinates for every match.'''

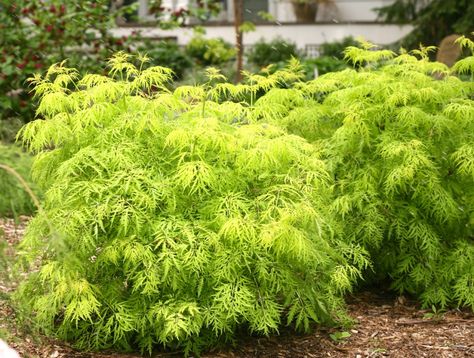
[1,218,473,358]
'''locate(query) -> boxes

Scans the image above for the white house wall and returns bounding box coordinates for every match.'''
[127,0,412,52]
[112,23,413,49]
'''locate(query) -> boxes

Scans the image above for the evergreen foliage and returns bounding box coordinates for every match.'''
[319,36,358,60]
[301,57,348,79]
[375,0,474,50]
[16,54,365,355]
[247,37,300,68]
[137,40,193,80]
[272,38,474,309]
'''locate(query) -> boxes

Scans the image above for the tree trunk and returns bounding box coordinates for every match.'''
[233,0,243,83]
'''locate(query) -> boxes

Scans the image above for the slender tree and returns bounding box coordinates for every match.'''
[233,0,244,82]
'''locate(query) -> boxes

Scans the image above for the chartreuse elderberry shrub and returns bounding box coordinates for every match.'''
[268,38,474,310]
[15,53,367,355]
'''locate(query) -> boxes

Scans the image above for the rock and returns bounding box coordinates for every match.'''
[436,34,462,67]
[0,339,20,358]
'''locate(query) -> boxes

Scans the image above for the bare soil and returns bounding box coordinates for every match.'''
[1,218,473,358]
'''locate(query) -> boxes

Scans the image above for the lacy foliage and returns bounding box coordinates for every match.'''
[17,53,365,355]
[273,38,474,310]
[16,38,474,354]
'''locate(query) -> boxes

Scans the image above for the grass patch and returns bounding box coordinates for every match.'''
[0,144,39,217]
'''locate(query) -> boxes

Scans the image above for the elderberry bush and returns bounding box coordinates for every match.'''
[15,54,366,355]
[268,38,474,309]
[16,38,474,355]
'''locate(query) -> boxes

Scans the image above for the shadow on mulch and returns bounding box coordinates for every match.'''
[204,290,474,358]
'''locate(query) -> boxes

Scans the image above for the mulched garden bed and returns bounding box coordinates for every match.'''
[1,218,473,358]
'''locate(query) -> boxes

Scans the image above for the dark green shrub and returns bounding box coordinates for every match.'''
[302,56,348,79]
[185,34,235,66]
[16,56,365,355]
[0,118,24,144]
[137,40,192,80]
[268,39,474,309]
[375,0,474,50]
[177,61,237,89]
[319,36,358,60]
[247,37,300,68]
[0,144,37,217]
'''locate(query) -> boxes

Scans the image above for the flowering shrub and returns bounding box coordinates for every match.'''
[0,0,135,136]
[148,0,222,26]
[16,54,366,355]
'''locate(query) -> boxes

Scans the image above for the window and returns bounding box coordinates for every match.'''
[243,0,269,22]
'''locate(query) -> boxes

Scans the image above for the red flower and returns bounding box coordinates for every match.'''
[21,7,30,15]
[34,63,43,69]
[49,5,56,13]
[59,4,66,14]
[33,18,41,26]
[45,24,53,32]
